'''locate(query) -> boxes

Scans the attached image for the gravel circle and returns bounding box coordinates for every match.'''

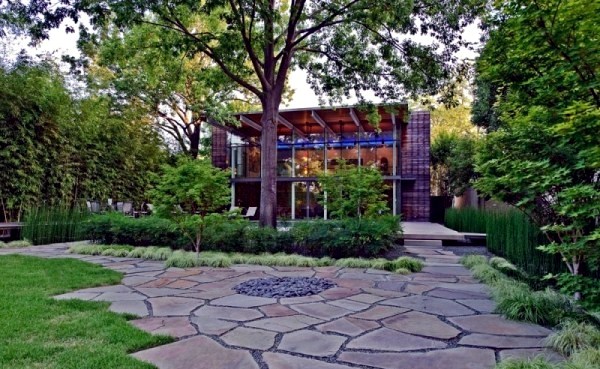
[234,277,336,298]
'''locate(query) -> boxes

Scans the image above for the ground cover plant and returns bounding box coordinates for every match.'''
[461,255,600,369]
[0,255,171,369]
[68,244,423,274]
[0,240,32,248]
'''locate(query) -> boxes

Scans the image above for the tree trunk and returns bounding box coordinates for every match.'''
[259,95,280,228]
[189,123,201,159]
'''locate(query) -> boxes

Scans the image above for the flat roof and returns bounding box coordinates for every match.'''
[220,103,409,137]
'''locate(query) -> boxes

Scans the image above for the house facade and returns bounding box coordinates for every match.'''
[211,104,430,221]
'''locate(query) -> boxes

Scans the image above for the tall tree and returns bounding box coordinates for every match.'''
[473,0,600,295]
[74,24,260,158]
[17,0,484,227]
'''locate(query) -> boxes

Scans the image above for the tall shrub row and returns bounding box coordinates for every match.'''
[22,205,89,245]
[445,207,564,276]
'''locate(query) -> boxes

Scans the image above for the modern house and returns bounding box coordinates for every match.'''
[211,104,430,221]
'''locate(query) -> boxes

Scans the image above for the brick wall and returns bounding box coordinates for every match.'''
[400,111,430,221]
[211,125,229,169]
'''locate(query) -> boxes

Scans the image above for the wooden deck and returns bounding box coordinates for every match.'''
[401,222,469,242]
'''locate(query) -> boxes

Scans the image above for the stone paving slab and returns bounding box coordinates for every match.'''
[109,300,149,317]
[339,347,497,369]
[263,352,355,369]
[448,314,552,336]
[346,327,447,352]
[3,241,560,369]
[459,334,546,348]
[279,329,346,357]
[382,311,461,339]
[246,315,323,332]
[131,317,196,338]
[316,317,380,336]
[221,327,277,350]
[132,335,259,369]
[380,295,476,316]
[149,296,203,316]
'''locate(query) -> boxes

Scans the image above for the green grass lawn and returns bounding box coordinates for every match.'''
[0,255,172,369]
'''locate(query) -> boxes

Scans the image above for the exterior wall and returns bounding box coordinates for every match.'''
[400,111,430,221]
[212,110,431,221]
[211,125,229,169]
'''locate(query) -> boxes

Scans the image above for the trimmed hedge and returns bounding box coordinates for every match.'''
[80,214,401,259]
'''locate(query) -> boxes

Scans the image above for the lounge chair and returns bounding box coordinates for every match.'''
[243,207,257,219]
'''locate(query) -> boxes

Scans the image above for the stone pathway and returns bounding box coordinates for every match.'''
[1,242,563,369]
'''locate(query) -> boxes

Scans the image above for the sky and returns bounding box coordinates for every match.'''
[6,20,482,109]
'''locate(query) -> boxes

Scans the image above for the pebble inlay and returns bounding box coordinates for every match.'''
[233,276,335,298]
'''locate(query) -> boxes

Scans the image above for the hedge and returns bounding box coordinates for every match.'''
[80,213,402,259]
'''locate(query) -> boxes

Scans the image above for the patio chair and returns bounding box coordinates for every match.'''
[89,201,101,213]
[243,206,257,219]
[122,202,133,216]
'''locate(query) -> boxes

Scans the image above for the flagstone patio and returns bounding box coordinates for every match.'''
[1,242,563,369]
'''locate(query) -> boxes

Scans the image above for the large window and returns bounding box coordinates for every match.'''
[293,181,323,219]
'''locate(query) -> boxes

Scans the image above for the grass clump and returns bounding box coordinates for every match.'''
[545,320,600,356]
[569,347,600,368]
[493,357,556,369]
[0,255,171,369]
[0,239,33,248]
[493,280,574,326]
[100,248,131,257]
[461,254,488,268]
[395,268,411,275]
[69,244,422,274]
[471,263,507,285]
[127,247,147,258]
[68,244,105,255]
[334,258,375,269]
[145,247,173,261]
[165,250,199,268]
[390,256,423,272]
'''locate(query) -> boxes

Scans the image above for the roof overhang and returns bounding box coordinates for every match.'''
[228,103,408,137]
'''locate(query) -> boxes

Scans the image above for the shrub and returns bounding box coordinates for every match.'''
[545,320,600,356]
[555,274,600,310]
[293,216,400,258]
[202,216,250,252]
[79,214,401,259]
[81,213,188,248]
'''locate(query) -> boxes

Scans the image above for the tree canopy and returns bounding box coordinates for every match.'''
[9,0,485,227]
[0,58,167,222]
[473,0,600,289]
[73,23,261,158]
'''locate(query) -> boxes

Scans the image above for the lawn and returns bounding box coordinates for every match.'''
[0,255,172,369]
